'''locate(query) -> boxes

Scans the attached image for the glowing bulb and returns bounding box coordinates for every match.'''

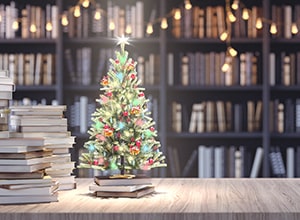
[222,62,230,72]
[174,9,181,20]
[12,20,19,30]
[231,0,239,10]
[270,22,277,34]
[161,18,168,29]
[228,47,237,57]
[109,20,115,30]
[74,5,81,17]
[146,23,153,35]
[94,9,101,20]
[220,31,228,41]
[256,17,263,29]
[46,21,52,31]
[185,0,192,10]
[242,8,249,20]
[30,24,37,33]
[0,15,2,22]
[228,11,236,23]
[82,0,89,8]
[61,14,69,26]
[125,24,132,35]
[291,22,298,34]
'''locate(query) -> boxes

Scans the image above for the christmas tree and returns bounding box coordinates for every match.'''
[78,36,167,176]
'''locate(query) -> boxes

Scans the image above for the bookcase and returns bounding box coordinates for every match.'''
[2,0,300,178]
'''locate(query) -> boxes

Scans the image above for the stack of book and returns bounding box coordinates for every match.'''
[0,137,58,204]
[9,105,76,190]
[89,176,155,198]
[0,70,14,139]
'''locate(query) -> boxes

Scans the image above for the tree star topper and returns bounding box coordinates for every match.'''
[116,35,130,54]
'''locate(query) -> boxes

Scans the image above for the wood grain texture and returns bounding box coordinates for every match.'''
[0,178,300,220]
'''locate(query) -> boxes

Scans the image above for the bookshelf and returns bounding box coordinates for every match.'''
[2,0,300,178]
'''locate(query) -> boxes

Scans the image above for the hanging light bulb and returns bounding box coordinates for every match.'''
[161,18,168,29]
[30,24,37,33]
[228,46,238,57]
[125,24,132,35]
[256,17,263,29]
[222,62,230,72]
[61,14,69,26]
[82,0,90,8]
[270,22,277,34]
[184,0,192,10]
[231,0,239,10]
[227,11,236,23]
[174,8,181,20]
[74,5,81,17]
[46,21,53,31]
[12,20,19,30]
[291,22,298,35]
[0,14,2,22]
[94,9,101,20]
[109,20,115,31]
[146,23,153,35]
[242,8,250,20]
[220,31,228,41]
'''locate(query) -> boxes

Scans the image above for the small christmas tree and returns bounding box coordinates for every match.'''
[78,36,167,176]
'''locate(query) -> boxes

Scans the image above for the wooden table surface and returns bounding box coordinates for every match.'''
[0,178,300,220]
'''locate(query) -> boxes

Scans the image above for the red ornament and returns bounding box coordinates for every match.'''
[148,158,154,165]
[130,146,140,155]
[150,127,155,132]
[138,92,145,97]
[123,111,128,117]
[131,137,135,142]
[136,141,141,147]
[130,73,135,79]
[113,145,119,152]
[106,92,113,97]
[101,76,109,86]
[115,59,120,64]
[93,160,99,165]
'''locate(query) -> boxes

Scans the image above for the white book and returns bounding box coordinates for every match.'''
[0,91,12,99]
[250,147,263,178]
[198,145,206,178]
[10,131,71,138]
[51,5,58,39]
[269,53,275,86]
[214,146,224,178]
[44,136,75,145]
[0,162,51,173]
[0,193,58,205]
[0,137,45,146]
[17,118,67,126]
[0,156,52,165]
[0,176,53,185]
[0,183,58,196]
[286,147,294,178]
[135,1,144,38]
[89,183,152,192]
[168,53,174,85]
[80,96,88,133]
[0,145,44,153]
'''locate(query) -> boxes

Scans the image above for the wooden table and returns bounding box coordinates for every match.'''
[0,178,300,220]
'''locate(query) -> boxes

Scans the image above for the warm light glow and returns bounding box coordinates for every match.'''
[222,62,230,72]
[220,31,228,41]
[231,0,239,10]
[256,17,263,29]
[161,18,168,29]
[228,46,238,57]
[146,23,153,35]
[125,24,132,35]
[242,8,250,20]
[228,11,236,22]
[109,20,115,30]
[46,21,53,31]
[74,5,81,17]
[30,24,37,33]
[82,0,90,8]
[184,0,192,10]
[174,8,181,20]
[0,15,2,22]
[270,22,277,34]
[94,9,101,20]
[12,20,19,30]
[61,14,69,26]
[291,22,298,34]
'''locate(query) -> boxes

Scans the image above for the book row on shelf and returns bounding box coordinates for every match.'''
[63,0,150,39]
[0,53,55,86]
[172,100,263,133]
[171,4,262,39]
[67,95,159,135]
[168,145,300,178]
[269,52,300,86]
[168,51,260,86]
[64,47,160,86]
[0,2,58,39]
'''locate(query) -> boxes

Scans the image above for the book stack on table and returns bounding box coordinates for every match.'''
[0,137,59,204]
[9,105,76,190]
[89,175,155,198]
[0,70,13,139]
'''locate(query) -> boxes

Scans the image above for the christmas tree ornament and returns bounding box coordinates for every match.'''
[78,36,167,177]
